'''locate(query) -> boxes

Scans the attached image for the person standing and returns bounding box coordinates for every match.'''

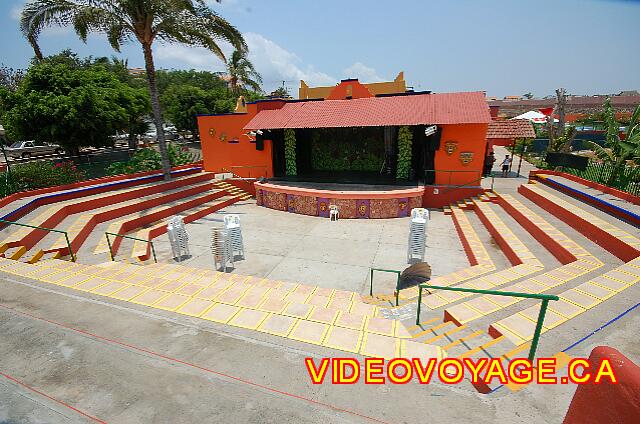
[501,154,511,177]
[484,151,496,176]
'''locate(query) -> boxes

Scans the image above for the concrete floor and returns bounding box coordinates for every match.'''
[2,150,639,423]
[145,201,474,296]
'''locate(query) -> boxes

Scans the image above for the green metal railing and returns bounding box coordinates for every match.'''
[563,161,640,196]
[416,284,559,361]
[370,268,401,306]
[0,219,75,262]
[105,232,157,263]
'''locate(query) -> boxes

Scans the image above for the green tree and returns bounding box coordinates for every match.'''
[270,86,291,98]
[220,50,262,94]
[158,68,263,135]
[588,98,640,185]
[156,69,228,94]
[161,85,225,136]
[21,0,246,180]
[0,62,148,155]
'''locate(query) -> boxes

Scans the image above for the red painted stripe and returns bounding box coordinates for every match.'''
[0,162,202,209]
[472,203,522,266]
[0,303,390,424]
[494,194,576,265]
[450,208,478,266]
[519,184,640,261]
[0,370,107,423]
[530,170,640,206]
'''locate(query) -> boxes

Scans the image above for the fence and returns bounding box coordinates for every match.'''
[105,232,157,263]
[0,219,75,262]
[416,284,559,361]
[562,161,640,196]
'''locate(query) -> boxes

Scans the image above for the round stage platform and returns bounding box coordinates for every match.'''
[254,181,425,219]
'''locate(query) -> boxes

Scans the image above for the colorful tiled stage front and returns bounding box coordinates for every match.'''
[254,182,424,219]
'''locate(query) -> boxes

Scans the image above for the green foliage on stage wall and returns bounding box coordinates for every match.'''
[285,128,297,176]
[396,126,413,179]
[310,128,384,172]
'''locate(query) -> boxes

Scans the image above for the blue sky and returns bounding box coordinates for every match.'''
[1,0,639,97]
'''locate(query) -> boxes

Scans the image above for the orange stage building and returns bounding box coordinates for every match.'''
[197,76,491,217]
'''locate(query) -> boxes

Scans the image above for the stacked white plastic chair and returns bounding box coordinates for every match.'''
[167,216,190,262]
[211,227,233,271]
[407,208,429,263]
[223,214,245,260]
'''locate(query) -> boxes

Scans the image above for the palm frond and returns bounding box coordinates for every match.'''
[585,141,615,163]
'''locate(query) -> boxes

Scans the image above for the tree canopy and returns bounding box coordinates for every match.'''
[0,60,149,154]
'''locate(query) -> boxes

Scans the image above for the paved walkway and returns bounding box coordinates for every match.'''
[145,201,476,295]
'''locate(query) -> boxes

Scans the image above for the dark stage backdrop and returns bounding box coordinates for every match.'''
[309,127,385,172]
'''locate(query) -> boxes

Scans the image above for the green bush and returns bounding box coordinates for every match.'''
[106,144,196,176]
[1,160,86,195]
[284,129,297,176]
[396,126,413,179]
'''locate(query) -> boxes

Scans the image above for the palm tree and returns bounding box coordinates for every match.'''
[20,0,246,180]
[222,49,262,94]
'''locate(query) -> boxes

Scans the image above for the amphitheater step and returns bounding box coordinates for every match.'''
[0,258,450,362]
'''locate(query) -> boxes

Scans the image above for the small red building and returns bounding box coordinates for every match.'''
[486,119,536,148]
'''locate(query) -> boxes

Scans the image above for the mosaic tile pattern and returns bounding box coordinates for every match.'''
[261,190,287,211]
[369,198,398,219]
[293,195,317,216]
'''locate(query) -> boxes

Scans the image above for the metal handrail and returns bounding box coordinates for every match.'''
[370,268,401,306]
[221,167,260,185]
[104,232,157,263]
[0,219,75,262]
[225,165,268,179]
[436,172,495,195]
[416,284,559,361]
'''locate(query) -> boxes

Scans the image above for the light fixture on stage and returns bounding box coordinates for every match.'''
[424,125,437,137]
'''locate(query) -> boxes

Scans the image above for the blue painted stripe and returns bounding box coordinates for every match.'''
[544,176,640,224]
[0,167,201,222]
[562,302,639,353]
[487,301,640,395]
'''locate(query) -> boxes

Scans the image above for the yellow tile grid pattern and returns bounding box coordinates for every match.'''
[0,257,444,360]
[490,257,640,344]
[443,194,605,325]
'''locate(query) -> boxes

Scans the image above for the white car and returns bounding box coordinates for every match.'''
[5,140,65,159]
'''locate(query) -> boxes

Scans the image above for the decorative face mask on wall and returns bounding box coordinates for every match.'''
[444,141,458,155]
[459,152,474,165]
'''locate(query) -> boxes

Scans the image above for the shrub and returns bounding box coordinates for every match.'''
[284,128,297,176]
[106,144,196,176]
[396,126,413,179]
[1,160,86,195]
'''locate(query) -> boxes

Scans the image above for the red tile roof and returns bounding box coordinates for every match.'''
[244,92,491,130]
[486,119,536,139]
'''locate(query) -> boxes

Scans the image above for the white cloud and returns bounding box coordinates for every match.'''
[342,62,384,83]
[155,44,228,71]
[155,32,335,93]
[243,32,335,89]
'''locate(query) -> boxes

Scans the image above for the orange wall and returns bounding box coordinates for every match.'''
[197,104,274,178]
[435,123,488,185]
